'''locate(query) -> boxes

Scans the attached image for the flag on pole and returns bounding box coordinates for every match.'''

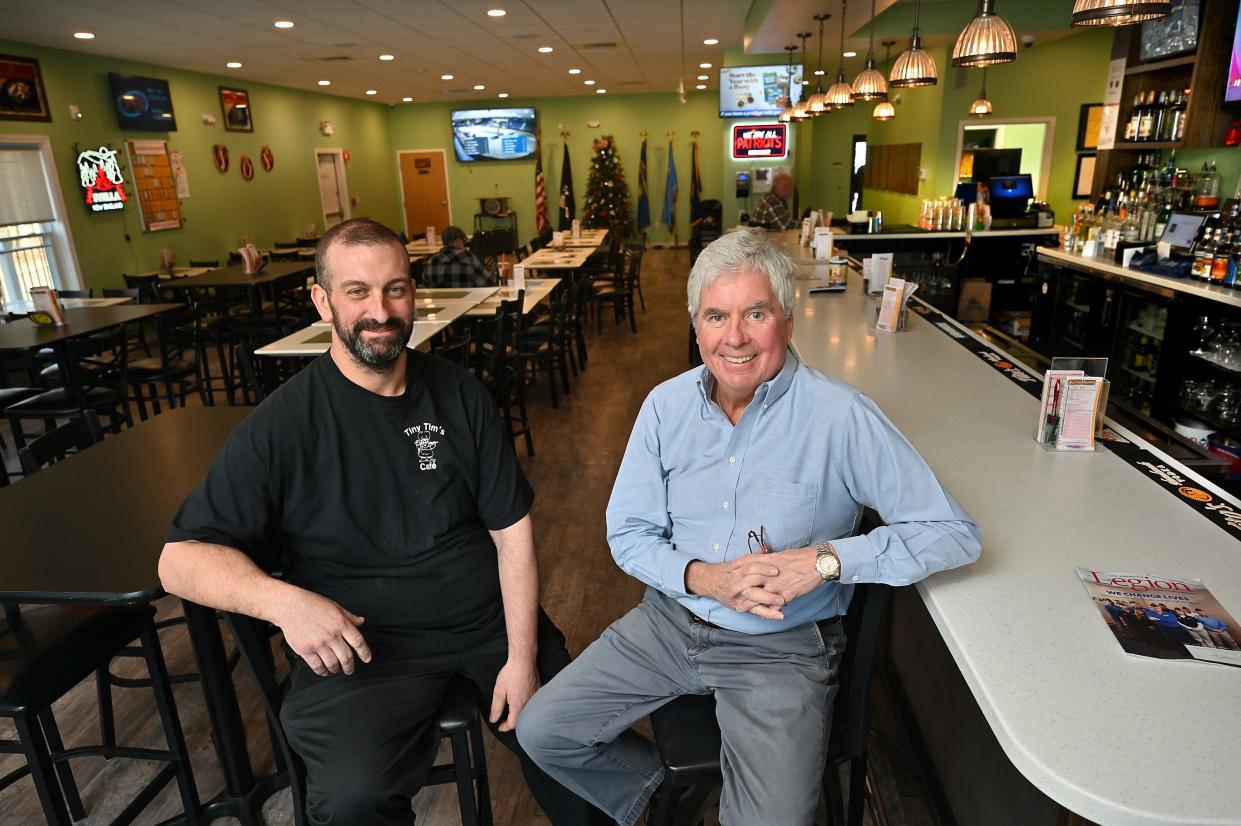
[636,135,650,232]
[689,137,703,228]
[558,143,575,230]
[534,146,550,235]
[661,141,677,230]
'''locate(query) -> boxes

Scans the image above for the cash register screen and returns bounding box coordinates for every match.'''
[1161,212,1205,250]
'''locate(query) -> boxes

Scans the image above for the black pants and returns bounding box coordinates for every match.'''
[280,609,612,825]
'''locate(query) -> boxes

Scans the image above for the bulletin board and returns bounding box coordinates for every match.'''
[125,139,183,231]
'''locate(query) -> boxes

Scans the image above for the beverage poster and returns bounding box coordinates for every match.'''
[125,140,183,232]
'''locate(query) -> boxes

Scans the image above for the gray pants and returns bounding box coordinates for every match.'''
[517,587,845,826]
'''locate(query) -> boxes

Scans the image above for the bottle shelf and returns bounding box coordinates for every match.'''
[1065,301,1090,315]
[1170,403,1241,441]
[1127,322,1164,340]
[1121,365,1158,384]
[1123,55,1197,76]
[1112,140,1184,150]
[1187,352,1241,377]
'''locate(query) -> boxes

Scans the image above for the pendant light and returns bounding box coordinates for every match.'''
[952,0,1017,68]
[890,0,938,87]
[1070,0,1170,26]
[825,0,855,108]
[851,0,888,101]
[968,68,993,117]
[807,13,832,115]
[778,45,798,123]
[793,32,813,119]
[873,41,897,120]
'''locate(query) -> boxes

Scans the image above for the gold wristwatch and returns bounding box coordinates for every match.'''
[814,541,841,582]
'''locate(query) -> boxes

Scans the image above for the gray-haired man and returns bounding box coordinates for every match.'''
[517,230,981,825]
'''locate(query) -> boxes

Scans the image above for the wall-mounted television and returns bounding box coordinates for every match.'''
[108,73,177,131]
[1225,3,1241,105]
[719,65,802,119]
[450,108,537,162]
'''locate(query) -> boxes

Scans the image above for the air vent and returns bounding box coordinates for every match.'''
[314,55,357,64]
[580,42,620,50]
[511,33,539,39]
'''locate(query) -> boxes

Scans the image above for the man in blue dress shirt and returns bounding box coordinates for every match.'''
[517,230,982,825]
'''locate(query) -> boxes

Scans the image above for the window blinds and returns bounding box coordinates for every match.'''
[0,148,56,228]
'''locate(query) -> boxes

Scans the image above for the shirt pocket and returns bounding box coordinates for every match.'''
[748,476,818,552]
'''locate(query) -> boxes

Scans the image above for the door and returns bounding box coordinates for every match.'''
[398,151,451,239]
[849,135,867,213]
[316,150,349,229]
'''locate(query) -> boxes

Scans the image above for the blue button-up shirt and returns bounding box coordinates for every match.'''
[606,351,982,634]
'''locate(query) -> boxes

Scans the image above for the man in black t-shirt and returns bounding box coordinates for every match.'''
[159,219,608,825]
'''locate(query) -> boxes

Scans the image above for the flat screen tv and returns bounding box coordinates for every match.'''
[1226,3,1241,105]
[450,108,537,162]
[108,73,177,131]
[719,65,802,119]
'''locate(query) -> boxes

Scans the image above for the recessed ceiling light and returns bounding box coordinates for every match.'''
[273,20,294,29]
[487,8,507,16]
[379,54,394,61]
[703,38,719,45]
[596,88,606,94]
[699,62,712,68]
[441,73,454,80]
[568,68,581,75]
[814,69,825,76]
[473,84,485,90]
[318,80,331,86]
[365,90,377,95]
[697,74,708,80]
[696,84,706,90]
[73,32,95,40]
[584,79,596,85]
[538,46,554,53]
[843,50,857,58]
[226,61,242,68]
[402,96,413,102]
[498,92,509,98]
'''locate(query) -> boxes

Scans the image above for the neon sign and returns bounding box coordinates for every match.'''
[76,146,128,213]
[731,123,787,160]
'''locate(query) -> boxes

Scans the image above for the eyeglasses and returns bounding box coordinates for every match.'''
[747,525,772,555]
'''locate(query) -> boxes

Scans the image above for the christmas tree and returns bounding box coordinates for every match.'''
[582,135,635,238]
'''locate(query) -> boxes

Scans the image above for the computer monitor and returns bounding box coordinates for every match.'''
[1161,212,1206,252]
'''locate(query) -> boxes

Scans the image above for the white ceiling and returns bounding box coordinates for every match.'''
[0,0,752,104]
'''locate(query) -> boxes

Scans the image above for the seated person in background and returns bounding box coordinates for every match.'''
[749,171,798,230]
[422,225,496,288]
[158,218,608,826]
[517,230,982,825]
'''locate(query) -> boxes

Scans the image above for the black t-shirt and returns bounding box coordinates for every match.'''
[167,351,533,652]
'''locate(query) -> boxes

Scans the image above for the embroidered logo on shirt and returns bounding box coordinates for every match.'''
[404,423,446,470]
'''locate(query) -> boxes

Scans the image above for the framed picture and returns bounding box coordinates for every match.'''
[1073,154,1097,200]
[218,86,253,133]
[1139,0,1199,62]
[0,53,51,122]
[1076,103,1104,151]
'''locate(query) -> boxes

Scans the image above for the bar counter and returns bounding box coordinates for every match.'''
[1038,247,1241,310]
[790,274,1241,826]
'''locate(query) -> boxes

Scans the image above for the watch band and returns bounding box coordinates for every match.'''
[815,541,841,582]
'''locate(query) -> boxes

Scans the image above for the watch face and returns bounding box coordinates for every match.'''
[816,548,841,580]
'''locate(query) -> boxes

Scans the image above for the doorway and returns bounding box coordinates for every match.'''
[316,149,350,230]
[397,150,452,239]
[850,135,867,213]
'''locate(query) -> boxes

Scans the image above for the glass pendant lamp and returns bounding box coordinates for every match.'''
[1070,0,1170,26]
[851,0,888,101]
[969,68,993,116]
[807,13,831,115]
[778,45,798,123]
[890,0,937,87]
[873,42,897,120]
[825,0,855,108]
[952,0,1017,68]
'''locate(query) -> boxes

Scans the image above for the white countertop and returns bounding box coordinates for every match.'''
[832,227,1061,240]
[791,277,1241,826]
[1039,247,1241,309]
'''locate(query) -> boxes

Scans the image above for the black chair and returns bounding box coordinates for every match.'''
[0,602,203,824]
[122,273,163,304]
[56,289,93,299]
[224,611,493,826]
[475,305,533,457]
[16,411,102,476]
[516,290,573,407]
[188,259,220,269]
[648,582,893,826]
[227,250,244,267]
[592,248,641,334]
[128,309,209,419]
[432,329,473,370]
[625,241,647,311]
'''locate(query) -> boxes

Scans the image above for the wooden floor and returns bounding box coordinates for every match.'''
[0,248,940,825]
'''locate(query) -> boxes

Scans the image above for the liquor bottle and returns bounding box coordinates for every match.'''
[1137,91,1156,142]
[1197,230,1219,282]
[1171,90,1188,142]
[1151,91,1169,142]
[1212,230,1236,285]
[1125,93,1143,142]
[1120,206,1139,244]
[1196,161,1222,210]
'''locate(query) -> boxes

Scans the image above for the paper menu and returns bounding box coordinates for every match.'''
[512,263,525,291]
[1035,369,1083,445]
[813,227,833,259]
[426,226,437,247]
[1057,377,1103,450]
[571,219,581,240]
[29,287,65,325]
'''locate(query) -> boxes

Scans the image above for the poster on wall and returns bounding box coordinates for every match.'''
[125,139,183,231]
[0,53,51,122]
[218,86,253,132]
[169,149,191,198]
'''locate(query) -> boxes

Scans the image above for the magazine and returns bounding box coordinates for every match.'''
[1077,568,1241,668]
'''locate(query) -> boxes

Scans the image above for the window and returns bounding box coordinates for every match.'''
[0,139,82,306]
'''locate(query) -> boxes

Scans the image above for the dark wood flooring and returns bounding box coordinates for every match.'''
[0,249,940,825]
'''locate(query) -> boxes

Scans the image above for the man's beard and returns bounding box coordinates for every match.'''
[331,305,413,369]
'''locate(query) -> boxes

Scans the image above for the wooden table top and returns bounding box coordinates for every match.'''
[0,303,182,351]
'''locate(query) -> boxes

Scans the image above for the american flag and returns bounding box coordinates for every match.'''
[534,148,550,235]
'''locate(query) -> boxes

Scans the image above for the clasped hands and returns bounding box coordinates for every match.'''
[685,545,825,620]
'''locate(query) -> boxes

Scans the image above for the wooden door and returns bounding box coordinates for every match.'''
[399,151,450,238]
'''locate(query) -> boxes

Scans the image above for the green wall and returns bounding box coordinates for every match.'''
[0,38,400,290]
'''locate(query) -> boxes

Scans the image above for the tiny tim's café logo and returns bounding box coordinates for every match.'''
[731,124,787,160]
[76,146,128,213]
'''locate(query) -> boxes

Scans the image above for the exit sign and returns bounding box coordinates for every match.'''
[732,123,787,159]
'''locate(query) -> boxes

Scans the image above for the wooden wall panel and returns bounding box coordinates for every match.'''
[865,142,922,195]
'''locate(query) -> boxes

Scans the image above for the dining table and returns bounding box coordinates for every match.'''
[518,247,595,272]
[0,405,278,824]
[3,295,132,314]
[165,261,314,318]
[464,278,562,317]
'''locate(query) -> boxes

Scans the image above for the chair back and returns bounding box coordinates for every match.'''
[101,288,141,300]
[71,324,129,395]
[432,329,472,369]
[227,251,244,266]
[122,274,162,304]
[832,581,891,758]
[58,289,93,299]
[273,241,300,249]
[188,259,219,269]
[17,411,103,475]
[295,237,319,247]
